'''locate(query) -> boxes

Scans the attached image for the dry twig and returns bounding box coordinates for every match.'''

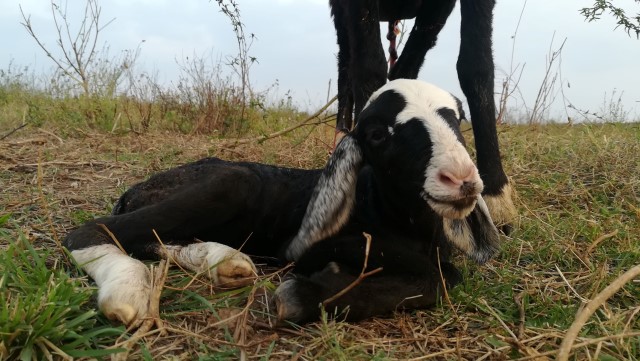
[585,229,619,256]
[322,232,383,306]
[111,260,169,361]
[36,155,68,263]
[0,123,27,141]
[556,264,640,361]
[481,299,551,360]
[219,96,337,146]
[515,331,640,361]
[514,291,527,339]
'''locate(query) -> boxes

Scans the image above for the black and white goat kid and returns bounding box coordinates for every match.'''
[64,80,500,326]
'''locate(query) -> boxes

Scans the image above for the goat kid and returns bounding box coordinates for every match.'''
[329,0,517,231]
[64,79,500,326]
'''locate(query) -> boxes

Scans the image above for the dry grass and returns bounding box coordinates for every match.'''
[1,121,638,360]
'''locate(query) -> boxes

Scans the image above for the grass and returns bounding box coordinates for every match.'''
[0,116,638,359]
[0,220,125,359]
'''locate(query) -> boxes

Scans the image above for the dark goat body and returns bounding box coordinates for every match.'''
[64,80,500,325]
[329,0,516,228]
[71,158,321,260]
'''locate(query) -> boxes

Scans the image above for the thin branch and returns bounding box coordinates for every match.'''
[585,229,619,256]
[85,0,103,74]
[557,264,640,361]
[218,95,337,146]
[496,0,528,124]
[35,338,72,361]
[97,223,126,254]
[581,0,640,38]
[0,123,27,141]
[529,35,566,124]
[322,232,384,306]
[480,299,519,341]
[20,0,116,97]
[112,260,169,361]
[515,331,640,361]
[36,155,68,263]
[19,6,82,85]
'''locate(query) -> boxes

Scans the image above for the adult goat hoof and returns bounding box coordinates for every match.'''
[484,182,517,235]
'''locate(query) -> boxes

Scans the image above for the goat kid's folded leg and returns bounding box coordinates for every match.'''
[277,235,461,323]
[275,235,461,325]
[274,262,459,324]
[160,242,257,288]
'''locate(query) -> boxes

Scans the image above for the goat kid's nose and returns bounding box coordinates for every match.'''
[438,167,476,186]
[438,167,481,195]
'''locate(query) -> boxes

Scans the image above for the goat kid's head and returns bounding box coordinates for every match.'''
[356,79,483,218]
[287,79,500,263]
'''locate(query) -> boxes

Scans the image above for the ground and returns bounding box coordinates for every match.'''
[0,122,638,360]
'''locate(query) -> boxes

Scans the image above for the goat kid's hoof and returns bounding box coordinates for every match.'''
[97,268,152,326]
[215,253,257,288]
[71,245,154,326]
[274,277,323,325]
[274,279,306,324]
[196,243,257,288]
[165,242,257,288]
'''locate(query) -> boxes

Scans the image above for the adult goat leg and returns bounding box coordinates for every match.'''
[456,0,516,232]
[330,0,354,135]
[389,0,456,80]
[347,0,387,119]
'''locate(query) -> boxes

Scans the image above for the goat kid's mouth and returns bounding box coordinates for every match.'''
[421,192,478,219]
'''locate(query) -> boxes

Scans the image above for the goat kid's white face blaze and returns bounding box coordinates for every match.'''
[368,79,484,220]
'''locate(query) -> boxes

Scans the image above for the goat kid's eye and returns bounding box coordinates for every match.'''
[366,127,388,146]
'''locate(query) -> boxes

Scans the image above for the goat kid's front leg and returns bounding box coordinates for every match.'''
[71,242,256,325]
[274,262,459,324]
[276,236,461,324]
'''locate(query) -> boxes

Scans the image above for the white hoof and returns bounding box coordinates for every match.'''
[72,244,152,325]
[163,242,256,287]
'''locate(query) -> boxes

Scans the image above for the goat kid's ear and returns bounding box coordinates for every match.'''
[286,135,364,261]
[442,195,501,264]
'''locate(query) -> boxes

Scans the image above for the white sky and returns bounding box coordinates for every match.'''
[2,0,639,121]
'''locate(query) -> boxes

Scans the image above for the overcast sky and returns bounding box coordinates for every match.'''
[2,0,639,121]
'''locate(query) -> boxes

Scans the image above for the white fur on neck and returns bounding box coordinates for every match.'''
[442,217,474,255]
